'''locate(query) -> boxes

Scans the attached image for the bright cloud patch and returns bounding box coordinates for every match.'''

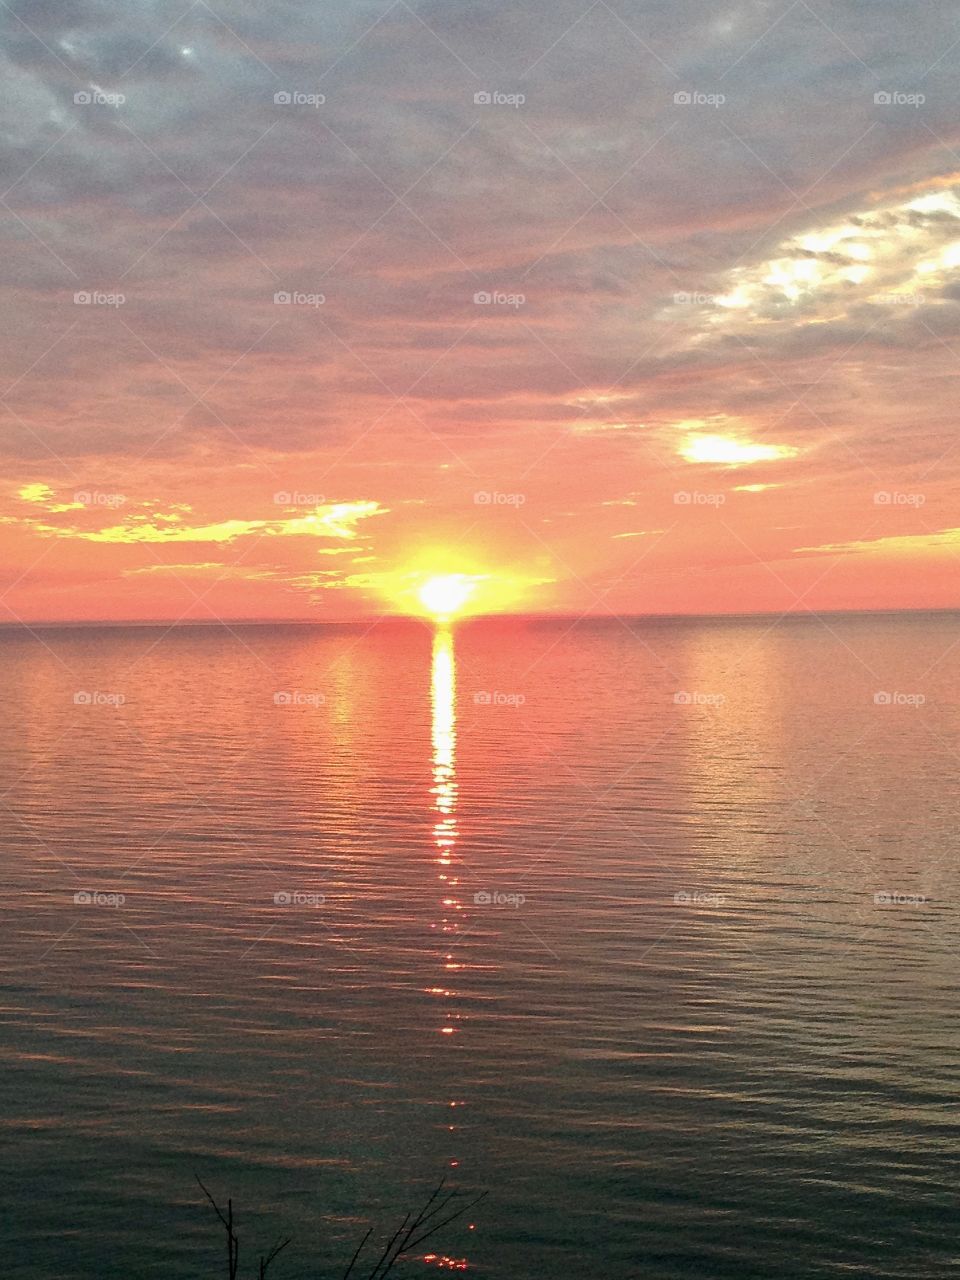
[16,483,84,513]
[711,187,960,320]
[15,502,386,545]
[679,435,799,466]
[797,529,960,557]
[18,484,55,504]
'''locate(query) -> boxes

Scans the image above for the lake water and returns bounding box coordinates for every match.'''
[2,613,960,1278]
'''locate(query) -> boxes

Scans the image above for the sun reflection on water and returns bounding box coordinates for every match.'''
[431,626,457,866]
[431,626,463,1041]
[429,624,471,1221]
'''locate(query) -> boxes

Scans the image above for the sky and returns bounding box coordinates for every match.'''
[2,0,960,623]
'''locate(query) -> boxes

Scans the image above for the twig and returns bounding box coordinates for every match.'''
[196,1175,240,1280]
[368,1181,488,1278]
[343,1226,373,1280]
[367,1213,411,1279]
[195,1170,485,1278]
[405,1194,488,1253]
[259,1236,292,1277]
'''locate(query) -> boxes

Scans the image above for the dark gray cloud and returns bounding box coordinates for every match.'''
[1,0,959,483]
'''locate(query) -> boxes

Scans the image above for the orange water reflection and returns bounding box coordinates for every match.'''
[432,627,458,871]
[429,625,469,1203]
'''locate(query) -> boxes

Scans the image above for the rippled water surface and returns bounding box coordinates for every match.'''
[3,613,960,1278]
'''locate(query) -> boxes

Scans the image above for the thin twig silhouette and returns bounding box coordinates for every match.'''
[196,1174,291,1279]
[356,1177,489,1278]
[196,1171,485,1277]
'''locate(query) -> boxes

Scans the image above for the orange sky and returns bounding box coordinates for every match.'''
[2,1,959,622]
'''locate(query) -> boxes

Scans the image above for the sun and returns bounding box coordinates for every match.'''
[418,574,477,620]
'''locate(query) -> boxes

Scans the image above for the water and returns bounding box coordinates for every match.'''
[2,612,960,1278]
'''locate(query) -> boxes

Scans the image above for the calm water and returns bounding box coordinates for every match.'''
[2,613,960,1278]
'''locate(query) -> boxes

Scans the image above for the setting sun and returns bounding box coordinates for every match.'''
[4,3,960,1277]
[418,574,477,620]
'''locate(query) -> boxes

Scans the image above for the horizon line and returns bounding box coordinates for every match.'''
[1,605,958,632]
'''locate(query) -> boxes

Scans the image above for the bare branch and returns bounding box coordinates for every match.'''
[376,1183,488,1278]
[195,1175,231,1232]
[259,1236,292,1277]
[195,1175,240,1280]
[405,1192,488,1254]
[367,1212,411,1279]
[343,1226,373,1280]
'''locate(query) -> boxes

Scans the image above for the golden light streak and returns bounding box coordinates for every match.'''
[431,627,457,860]
[679,434,799,466]
[18,501,386,544]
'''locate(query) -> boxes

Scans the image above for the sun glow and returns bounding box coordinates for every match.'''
[350,552,551,618]
[418,574,478,620]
